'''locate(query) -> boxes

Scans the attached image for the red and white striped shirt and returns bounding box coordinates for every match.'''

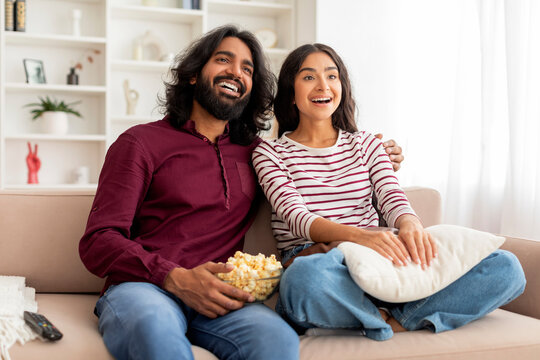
[252,129,415,252]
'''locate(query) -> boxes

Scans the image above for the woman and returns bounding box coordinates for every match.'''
[252,43,525,341]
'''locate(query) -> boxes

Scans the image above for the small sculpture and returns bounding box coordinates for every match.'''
[73,166,89,184]
[133,30,166,61]
[26,142,40,184]
[123,79,139,115]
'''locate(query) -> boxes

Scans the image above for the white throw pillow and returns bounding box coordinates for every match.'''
[338,224,505,303]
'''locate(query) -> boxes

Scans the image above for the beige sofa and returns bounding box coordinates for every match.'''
[1,187,540,360]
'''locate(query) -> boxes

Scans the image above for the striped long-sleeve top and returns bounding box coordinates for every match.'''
[252,129,416,252]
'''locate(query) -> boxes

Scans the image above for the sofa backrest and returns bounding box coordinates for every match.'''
[0,187,441,294]
[0,191,102,293]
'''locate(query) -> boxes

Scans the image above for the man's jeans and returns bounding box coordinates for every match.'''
[95,282,299,360]
[278,248,526,341]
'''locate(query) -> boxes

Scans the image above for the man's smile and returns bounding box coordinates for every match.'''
[214,76,245,98]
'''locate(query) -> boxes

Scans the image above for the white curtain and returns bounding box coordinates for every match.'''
[499,0,540,239]
[317,0,540,240]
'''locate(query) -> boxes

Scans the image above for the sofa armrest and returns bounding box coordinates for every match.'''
[500,236,540,320]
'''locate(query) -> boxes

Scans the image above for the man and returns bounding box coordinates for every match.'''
[79,25,403,359]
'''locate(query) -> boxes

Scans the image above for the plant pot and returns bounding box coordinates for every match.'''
[40,111,69,135]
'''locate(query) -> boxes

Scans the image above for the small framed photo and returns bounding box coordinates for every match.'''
[23,59,46,84]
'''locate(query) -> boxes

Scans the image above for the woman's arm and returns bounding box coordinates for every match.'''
[365,134,437,268]
[252,141,409,266]
[252,141,320,241]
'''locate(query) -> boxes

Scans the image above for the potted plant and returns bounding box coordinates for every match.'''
[24,96,82,135]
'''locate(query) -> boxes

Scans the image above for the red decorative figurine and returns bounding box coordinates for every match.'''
[26,142,40,184]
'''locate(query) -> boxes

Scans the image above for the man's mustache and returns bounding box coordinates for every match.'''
[213,76,246,96]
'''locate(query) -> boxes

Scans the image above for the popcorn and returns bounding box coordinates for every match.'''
[217,251,283,301]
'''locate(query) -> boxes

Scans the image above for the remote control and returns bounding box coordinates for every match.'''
[23,311,63,341]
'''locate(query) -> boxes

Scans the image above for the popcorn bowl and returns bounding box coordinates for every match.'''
[221,269,283,302]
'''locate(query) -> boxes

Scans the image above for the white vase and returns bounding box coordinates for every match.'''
[40,111,69,135]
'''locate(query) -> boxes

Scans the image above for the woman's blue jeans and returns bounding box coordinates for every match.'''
[277,248,526,341]
[95,282,299,360]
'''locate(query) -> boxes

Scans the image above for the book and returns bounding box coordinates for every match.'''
[4,0,15,31]
[15,0,26,32]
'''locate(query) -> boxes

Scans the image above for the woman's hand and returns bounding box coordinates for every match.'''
[396,215,437,270]
[310,217,410,267]
[352,229,411,267]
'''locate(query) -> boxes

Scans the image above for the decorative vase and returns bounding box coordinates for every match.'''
[72,9,81,36]
[67,67,79,85]
[40,111,68,135]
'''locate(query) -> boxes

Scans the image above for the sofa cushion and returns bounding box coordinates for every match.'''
[8,294,540,360]
[8,294,218,360]
[299,309,540,360]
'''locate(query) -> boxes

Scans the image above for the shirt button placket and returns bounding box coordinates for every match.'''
[211,140,230,209]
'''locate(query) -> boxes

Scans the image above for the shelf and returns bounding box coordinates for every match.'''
[207,0,293,16]
[4,83,106,95]
[110,115,157,123]
[4,32,106,48]
[0,0,296,192]
[5,134,107,142]
[111,5,203,23]
[110,59,171,72]
[4,184,98,191]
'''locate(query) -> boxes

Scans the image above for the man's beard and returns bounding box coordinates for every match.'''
[193,75,251,122]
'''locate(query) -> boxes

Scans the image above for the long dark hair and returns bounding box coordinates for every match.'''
[159,25,275,145]
[274,43,357,137]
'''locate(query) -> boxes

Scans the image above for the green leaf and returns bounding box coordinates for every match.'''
[23,95,84,120]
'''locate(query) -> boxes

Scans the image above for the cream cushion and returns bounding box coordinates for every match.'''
[338,224,505,303]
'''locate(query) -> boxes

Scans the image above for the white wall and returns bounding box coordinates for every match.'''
[314,0,400,137]
[308,0,464,191]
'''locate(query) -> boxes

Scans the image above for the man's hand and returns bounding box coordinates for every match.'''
[163,262,255,318]
[375,134,404,171]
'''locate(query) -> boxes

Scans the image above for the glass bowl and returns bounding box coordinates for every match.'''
[221,269,283,302]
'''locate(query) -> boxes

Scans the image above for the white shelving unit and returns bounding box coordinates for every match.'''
[0,0,296,191]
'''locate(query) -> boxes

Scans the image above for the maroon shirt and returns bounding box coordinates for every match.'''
[79,119,261,293]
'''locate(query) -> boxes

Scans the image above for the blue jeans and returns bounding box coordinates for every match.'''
[95,282,299,360]
[277,248,526,341]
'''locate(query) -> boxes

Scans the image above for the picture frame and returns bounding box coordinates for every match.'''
[23,59,46,84]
